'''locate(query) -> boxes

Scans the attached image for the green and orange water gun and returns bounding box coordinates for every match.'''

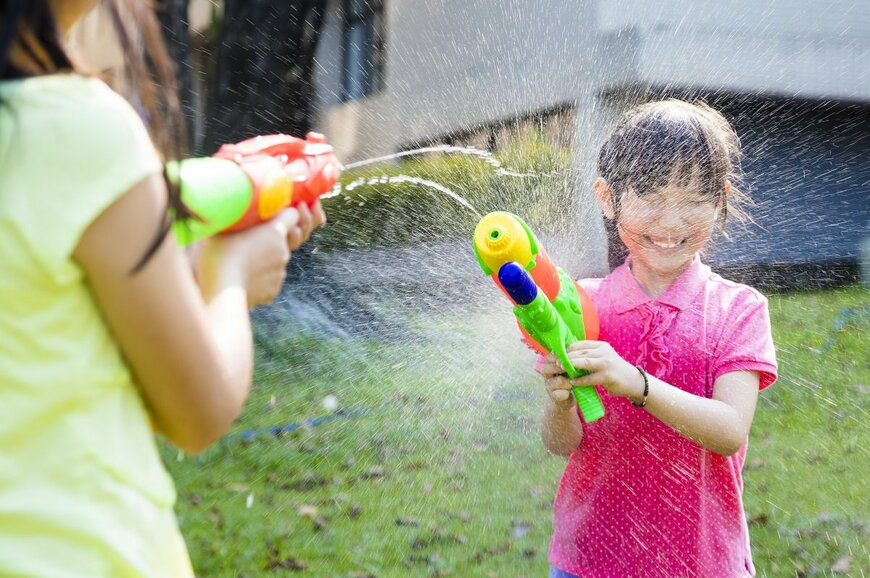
[168,132,340,245]
[473,212,605,422]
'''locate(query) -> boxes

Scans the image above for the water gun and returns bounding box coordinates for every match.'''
[168,132,340,245]
[473,211,605,422]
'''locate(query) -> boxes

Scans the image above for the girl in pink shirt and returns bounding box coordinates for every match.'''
[541,100,778,578]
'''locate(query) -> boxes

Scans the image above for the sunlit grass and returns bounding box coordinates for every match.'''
[745,285,869,578]
[164,284,869,577]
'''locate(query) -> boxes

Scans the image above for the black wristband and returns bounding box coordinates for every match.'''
[631,365,649,408]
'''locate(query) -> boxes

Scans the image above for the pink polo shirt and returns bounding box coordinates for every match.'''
[547,256,777,578]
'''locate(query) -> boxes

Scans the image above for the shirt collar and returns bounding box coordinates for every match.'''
[612,255,709,314]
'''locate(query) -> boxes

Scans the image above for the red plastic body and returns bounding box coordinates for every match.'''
[213,132,340,232]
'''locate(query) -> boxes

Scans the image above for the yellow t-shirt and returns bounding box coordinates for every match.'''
[0,75,194,577]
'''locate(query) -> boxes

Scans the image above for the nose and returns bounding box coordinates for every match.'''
[655,203,686,230]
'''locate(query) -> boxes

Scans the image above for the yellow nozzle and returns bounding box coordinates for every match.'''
[258,168,293,220]
[473,211,536,274]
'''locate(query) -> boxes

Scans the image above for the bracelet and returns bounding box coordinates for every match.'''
[631,365,649,408]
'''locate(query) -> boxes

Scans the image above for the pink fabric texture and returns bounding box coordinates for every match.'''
[546,257,777,578]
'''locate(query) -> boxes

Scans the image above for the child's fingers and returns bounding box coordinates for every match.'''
[539,360,567,378]
[310,200,327,227]
[271,208,301,239]
[569,372,600,388]
[287,204,312,250]
[286,226,304,251]
[568,340,612,357]
[544,376,573,403]
[296,202,313,231]
[566,340,601,353]
[565,352,604,372]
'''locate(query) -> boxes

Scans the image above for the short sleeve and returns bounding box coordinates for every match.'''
[711,291,778,390]
[5,77,161,279]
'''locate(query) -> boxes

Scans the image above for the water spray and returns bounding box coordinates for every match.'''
[321,143,562,214]
[342,144,547,178]
[169,134,564,244]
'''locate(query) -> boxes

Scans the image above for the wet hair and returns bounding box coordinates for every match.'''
[597,99,751,230]
[0,0,192,270]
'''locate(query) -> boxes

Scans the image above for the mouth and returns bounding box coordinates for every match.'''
[645,236,687,251]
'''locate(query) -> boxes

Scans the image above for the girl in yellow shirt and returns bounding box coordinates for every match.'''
[0,1,325,575]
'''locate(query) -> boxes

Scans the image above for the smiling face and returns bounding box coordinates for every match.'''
[594,173,721,295]
[594,100,749,295]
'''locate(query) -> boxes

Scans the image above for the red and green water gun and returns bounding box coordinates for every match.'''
[168,132,340,245]
[473,211,605,422]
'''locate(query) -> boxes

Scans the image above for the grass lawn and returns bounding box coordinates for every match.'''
[163,284,869,578]
[743,286,869,578]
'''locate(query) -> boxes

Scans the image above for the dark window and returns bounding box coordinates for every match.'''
[341,0,385,102]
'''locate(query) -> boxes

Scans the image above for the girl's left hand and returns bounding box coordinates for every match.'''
[560,341,644,400]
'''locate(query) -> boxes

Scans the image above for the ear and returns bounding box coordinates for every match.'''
[714,180,731,226]
[593,178,616,220]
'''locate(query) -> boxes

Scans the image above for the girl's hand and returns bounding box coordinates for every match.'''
[564,341,645,401]
[195,208,300,307]
[539,356,576,409]
[540,354,585,456]
[286,200,327,251]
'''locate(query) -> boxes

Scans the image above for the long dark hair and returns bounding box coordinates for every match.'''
[0,0,192,270]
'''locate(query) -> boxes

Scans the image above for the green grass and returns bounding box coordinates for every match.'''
[744,286,869,578]
[163,285,869,577]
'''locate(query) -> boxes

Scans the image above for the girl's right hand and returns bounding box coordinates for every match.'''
[539,354,585,456]
[194,208,300,307]
[540,355,576,409]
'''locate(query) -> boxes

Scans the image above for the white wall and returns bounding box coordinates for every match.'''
[314,0,870,161]
[597,0,870,100]
[315,0,601,161]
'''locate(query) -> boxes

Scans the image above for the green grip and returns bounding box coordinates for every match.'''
[572,385,605,422]
[514,292,605,422]
[554,336,605,423]
[167,157,254,246]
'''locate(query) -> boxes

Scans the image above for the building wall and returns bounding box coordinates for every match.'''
[597,0,870,101]
[314,0,602,161]
[706,96,870,270]
[314,0,870,270]
[314,0,870,161]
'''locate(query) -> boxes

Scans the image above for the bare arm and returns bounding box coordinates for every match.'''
[565,341,760,456]
[73,173,300,453]
[638,370,759,456]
